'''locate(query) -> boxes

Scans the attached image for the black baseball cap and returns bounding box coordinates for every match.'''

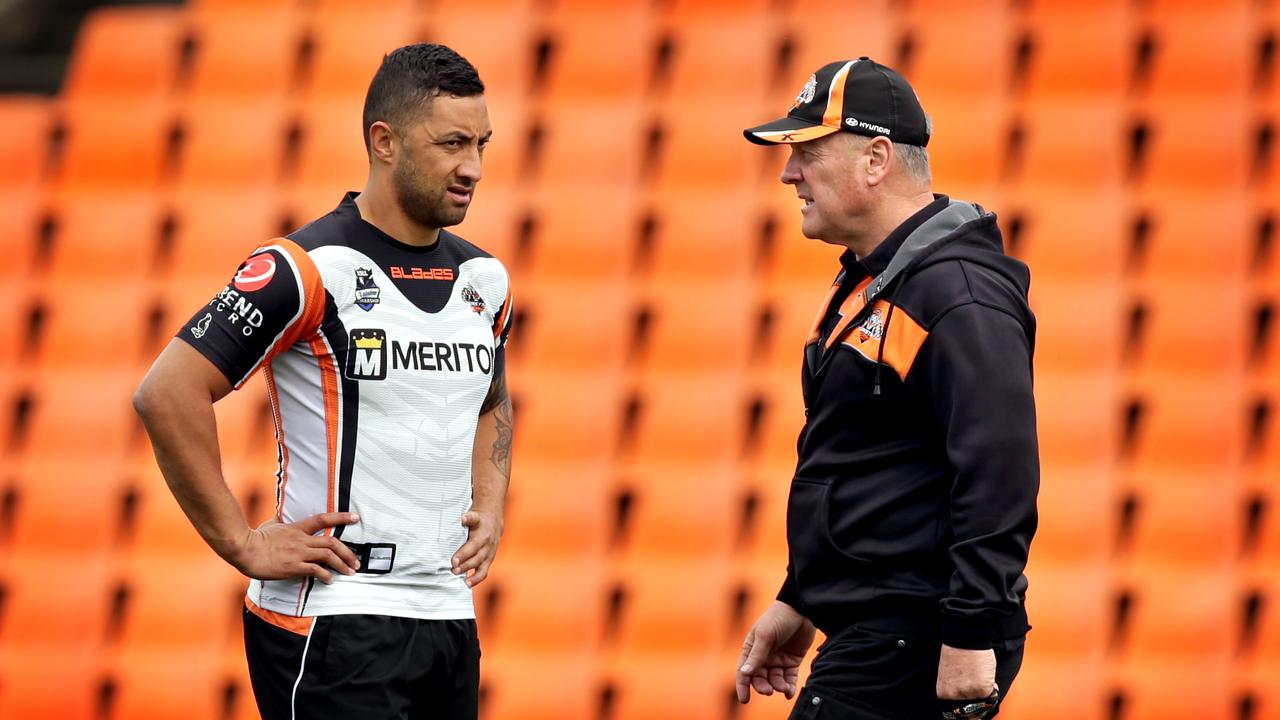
[744,57,930,147]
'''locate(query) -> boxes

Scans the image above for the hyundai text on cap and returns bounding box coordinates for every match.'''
[744,57,931,147]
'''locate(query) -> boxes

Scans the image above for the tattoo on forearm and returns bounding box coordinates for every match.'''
[489,396,513,480]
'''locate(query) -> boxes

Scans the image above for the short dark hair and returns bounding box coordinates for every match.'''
[362,43,484,153]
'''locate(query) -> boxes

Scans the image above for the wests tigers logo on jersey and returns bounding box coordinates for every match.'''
[460,283,485,313]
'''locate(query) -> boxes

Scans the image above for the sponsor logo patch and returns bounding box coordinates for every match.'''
[461,283,485,313]
[233,254,276,292]
[346,328,388,380]
[190,313,212,339]
[344,328,494,381]
[391,266,455,281]
[354,267,381,311]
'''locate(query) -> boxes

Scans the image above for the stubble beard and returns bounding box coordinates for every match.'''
[393,153,470,229]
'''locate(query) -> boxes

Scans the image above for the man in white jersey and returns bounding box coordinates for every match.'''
[133,44,512,719]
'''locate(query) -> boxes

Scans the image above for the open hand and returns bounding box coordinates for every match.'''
[229,512,361,584]
[736,601,816,704]
[453,510,502,587]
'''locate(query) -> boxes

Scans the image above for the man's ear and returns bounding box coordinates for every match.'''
[865,136,892,187]
[368,121,396,165]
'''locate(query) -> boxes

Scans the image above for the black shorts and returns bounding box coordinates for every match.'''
[243,607,480,720]
[787,621,1026,720]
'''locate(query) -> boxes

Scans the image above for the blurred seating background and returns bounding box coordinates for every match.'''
[0,0,1276,718]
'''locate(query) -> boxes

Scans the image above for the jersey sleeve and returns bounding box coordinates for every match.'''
[177,240,326,389]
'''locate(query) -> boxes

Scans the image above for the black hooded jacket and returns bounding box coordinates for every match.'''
[778,195,1039,650]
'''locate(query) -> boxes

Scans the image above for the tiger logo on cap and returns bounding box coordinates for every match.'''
[791,74,817,109]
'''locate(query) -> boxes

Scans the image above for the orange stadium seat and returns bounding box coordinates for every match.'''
[484,559,607,656]
[1128,283,1250,382]
[1029,281,1127,374]
[612,470,740,567]
[36,286,157,372]
[4,458,125,560]
[42,191,161,285]
[540,6,657,102]
[749,381,806,478]
[0,191,41,283]
[1136,100,1251,194]
[520,185,642,291]
[998,654,1107,720]
[108,653,232,720]
[643,190,760,287]
[624,377,746,471]
[22,371,142,463]
[0,97,52,189]
[651,105,773,193]
[61,6,182,100]
[1034,371,1124,466]
[1119,483,1239,570]
[293,100,372,192]
[165,191,284,289]
[422,7,537,98]
[606,567,735,719]
[779,0,897,78]
[482,655,599,720]
[660,13,777,104]
[185,7,303,99]
[1138,6,1253,102]
[1124,384,1249,477]
[1015,103,1128,193]
[532,103,652,186]
[1010,190,1128,283]
[300,6,417,100]
[900,3,1013,103]
[1018,5,1129,103]
[634,287,755,380]
[511,374,625,464]
[756,283,827,380]
[498,459,613,565]
[1022,560,1111,659]
[926,96,1008,190]
[1131,193,1252,285]
[0,557,116,651]
[54,99,175,190]
[516,290,632,376]
[176,99,291,191]
[449,186,523,262]
[1031,462,1115,565]
[761,192,842,292]
[0,649,103,720]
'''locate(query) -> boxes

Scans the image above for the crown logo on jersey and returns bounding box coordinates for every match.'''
[354,267,381,311]
[352,329,384,350]
[461,283,485,313]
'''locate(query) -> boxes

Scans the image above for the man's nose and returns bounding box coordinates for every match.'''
[780,151,802,185]
[457,146,483,183]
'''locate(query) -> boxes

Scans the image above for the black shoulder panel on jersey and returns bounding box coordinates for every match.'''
[177,247,305,387]
[287,194,499,315]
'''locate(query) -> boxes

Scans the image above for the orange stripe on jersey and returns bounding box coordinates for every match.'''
[492,288,513,339]
[236,237,327,388]
[246,596,313,636]
[807,282,841,345]
[840,300,930,380]
[310,337,340,516]
[823,276,875,350]
[264,366,291,523]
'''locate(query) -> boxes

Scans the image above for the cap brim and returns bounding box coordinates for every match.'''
[743,116,841,145]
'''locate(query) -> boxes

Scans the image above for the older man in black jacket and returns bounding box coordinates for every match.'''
[735,58,1039,720]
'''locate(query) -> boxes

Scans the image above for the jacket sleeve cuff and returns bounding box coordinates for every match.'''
[940,613,999,650]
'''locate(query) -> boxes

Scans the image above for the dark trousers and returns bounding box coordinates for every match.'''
[787,623,1025,720]
[243,608,480,720]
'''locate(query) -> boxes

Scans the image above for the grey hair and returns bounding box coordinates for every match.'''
[893,142,931,185]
